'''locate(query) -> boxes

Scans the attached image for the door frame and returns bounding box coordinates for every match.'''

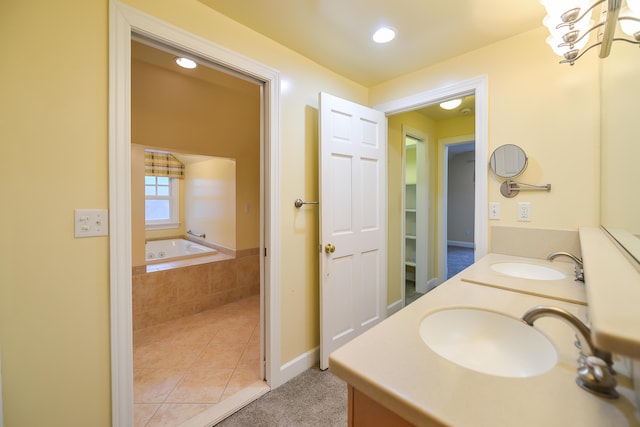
[109,1,282,424]
[401,127,429,303]
[438,136,476,282]
[376,75,489,288]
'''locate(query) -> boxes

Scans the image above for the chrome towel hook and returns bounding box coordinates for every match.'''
[294,198,319,208]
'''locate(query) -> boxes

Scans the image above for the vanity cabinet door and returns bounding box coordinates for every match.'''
[349,385,416,427]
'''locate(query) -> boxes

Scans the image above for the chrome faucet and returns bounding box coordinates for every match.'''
[522,306,618,399]
[547,251,584,283]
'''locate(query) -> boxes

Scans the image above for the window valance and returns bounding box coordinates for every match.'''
[144,151,185,179]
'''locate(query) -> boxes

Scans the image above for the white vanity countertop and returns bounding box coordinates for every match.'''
[329,260,639,427]
[580,227,640,359]
[458,253,587,305]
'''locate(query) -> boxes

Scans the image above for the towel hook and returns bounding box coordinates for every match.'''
[294,198,319,208]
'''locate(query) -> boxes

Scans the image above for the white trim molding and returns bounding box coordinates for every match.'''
[278,347,320,385]
[109,2,282,425]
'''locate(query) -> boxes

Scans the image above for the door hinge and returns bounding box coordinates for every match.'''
[264,247,267,257]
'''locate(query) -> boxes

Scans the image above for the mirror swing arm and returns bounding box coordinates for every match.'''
[490,144,552,198]
[501,180,551,198]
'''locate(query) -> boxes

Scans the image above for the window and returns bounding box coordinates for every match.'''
[145,175,179,229]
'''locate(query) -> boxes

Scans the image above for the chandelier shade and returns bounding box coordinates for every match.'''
[540,0,640,64]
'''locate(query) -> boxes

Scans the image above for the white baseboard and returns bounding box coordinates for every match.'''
[277,346,319,386]
[427,278,440,291]
[448,240,475,248]
[387,299,403,316]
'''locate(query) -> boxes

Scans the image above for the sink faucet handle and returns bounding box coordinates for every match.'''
[588,357,608,381]
[522,305,619,398]
[546,251,584,282]
[577,356,619,399]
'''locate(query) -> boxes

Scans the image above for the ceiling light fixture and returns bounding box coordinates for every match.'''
[372,27,396,44]
[439,99,462,110]
[175,57,197,69]
[540,0,640,65]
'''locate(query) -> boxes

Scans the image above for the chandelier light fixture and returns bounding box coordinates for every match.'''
[540,0,640,65]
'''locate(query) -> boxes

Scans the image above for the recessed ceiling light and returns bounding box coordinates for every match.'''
[440,99,462,110]
[175,57,197,69]
[372,27,396,44]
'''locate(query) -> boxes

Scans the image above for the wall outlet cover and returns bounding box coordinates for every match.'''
[517,202,531,222]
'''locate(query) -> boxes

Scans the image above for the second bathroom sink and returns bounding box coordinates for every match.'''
[490,262,566,281]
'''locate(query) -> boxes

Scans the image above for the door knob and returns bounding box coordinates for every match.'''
[324,243,336,254]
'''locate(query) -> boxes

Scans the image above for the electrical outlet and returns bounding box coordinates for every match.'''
[517,202,531,222]
[489,202,500,220]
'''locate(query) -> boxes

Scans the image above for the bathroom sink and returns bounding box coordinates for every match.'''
[419,308,557,378]
[490,262,566,281]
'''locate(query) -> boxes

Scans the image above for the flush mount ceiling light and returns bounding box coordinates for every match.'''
[540,0,640,65]
[439,99,462,110]
[372,27,396,44]
[175,57,197,69]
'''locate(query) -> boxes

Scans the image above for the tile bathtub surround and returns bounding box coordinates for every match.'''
[133,250,260,330]
[133,295,262,427]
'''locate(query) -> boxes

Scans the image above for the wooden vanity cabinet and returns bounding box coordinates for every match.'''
[348,385,416,427]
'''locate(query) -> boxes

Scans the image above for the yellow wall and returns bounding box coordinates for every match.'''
[185,157,237,250]
[0,1,111,426]
[437,115,476,140]
[0,0,368,424]
[0,1,604,425]
[372,27,601,233]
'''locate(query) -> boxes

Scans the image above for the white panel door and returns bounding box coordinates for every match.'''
[319,92,387,370]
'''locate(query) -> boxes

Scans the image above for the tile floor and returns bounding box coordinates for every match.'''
[133,294,262,426]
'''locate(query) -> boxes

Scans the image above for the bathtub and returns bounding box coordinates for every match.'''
[146,238,217,263]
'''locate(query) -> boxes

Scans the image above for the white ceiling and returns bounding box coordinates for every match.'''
[198,0,546,87]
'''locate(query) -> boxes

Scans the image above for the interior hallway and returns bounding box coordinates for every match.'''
[132,295,262,426]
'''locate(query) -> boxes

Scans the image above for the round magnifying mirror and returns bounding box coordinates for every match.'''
[489,144,528,178]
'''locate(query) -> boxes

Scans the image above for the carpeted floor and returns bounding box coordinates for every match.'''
[216,365,347,426]
[218,248,474,424]
[447,245,474,279]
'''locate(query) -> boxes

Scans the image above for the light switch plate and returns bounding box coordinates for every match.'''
[489,202,500,220]
[75,209,109,237]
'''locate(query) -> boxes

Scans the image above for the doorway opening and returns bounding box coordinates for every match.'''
[132,38,264,425]
[377,76,488,313]
[110,3,282,426]
[442,139,476,280]
[130,36,266,426]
